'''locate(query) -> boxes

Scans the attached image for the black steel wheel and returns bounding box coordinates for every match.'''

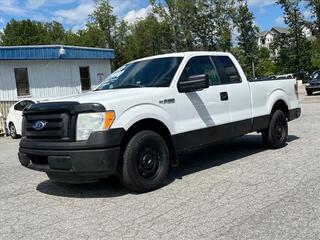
[262,110,288,149]
[120,130,170,193]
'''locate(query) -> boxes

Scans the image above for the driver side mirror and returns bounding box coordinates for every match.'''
[178,74,210,93]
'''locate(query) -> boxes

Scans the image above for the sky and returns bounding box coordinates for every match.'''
[0,0,311,33]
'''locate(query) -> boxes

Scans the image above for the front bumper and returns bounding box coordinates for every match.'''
[306,85,320,91]
[18,128,125,183]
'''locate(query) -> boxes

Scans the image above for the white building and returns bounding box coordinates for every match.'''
[258,26,313,53]
[0,45,114,101]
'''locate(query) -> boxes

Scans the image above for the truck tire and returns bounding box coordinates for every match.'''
[9,123,18,139]
[262,110,288,149]
[307,90,313,96]
[120,130,170,193]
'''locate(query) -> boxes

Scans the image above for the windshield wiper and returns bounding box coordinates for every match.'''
[113,84,144,89]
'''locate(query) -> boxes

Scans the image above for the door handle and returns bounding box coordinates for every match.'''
[220,92,228,101]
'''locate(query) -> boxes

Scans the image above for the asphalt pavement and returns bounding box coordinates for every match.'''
[1,89,320,240]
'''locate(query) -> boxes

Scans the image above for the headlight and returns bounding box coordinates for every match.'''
[76,111,115,141]
[306,83,310,87]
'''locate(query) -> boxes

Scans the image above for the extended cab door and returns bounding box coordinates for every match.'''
[212,55,252,135]
[174,56,232,151]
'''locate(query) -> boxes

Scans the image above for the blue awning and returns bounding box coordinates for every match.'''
[0,45,115,60]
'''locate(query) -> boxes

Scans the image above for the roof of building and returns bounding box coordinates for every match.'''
[0,45,115,60]
[258,27,289,37]
[272,27,289,34]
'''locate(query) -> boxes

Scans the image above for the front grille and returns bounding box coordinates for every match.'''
[24,113,73,141]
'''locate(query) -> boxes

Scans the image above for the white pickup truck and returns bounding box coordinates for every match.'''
[19,52,301,192]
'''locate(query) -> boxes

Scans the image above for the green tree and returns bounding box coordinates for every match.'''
[124,15,172,61]
[255,47,276,77]
[234,0,259,77]
[89,0,117,49]
[277,0,312,72]
[1,19,49,45]
[311,38,320,69]
[211,0,236,51]
[305,0,320,37]
[150,0,199,51]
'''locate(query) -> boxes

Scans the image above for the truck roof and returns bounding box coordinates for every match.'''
[131,51,232,63]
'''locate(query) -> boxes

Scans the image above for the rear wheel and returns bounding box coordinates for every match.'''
[120,130,170,193]
[9,123,18,139]
[307,90,313,96]
[262,110,288,149]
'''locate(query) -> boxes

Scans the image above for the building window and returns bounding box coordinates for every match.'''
[14,68,30,97]
[79,67,91,91]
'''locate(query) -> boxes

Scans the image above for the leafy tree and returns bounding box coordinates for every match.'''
[276,0,312,72]
[1,19,48,45]
[234,0,259,77]
[311,38,320,69]
[211,0,236,51]
[255,47,276,77]
[89,0,117,49]
[150,0,199,51]
[305,0,320,37]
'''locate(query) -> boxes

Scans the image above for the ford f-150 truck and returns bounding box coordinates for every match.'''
[18,52,301,192]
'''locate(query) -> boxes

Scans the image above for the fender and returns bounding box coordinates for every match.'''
[111,103,176,134]
[266,89,289,114]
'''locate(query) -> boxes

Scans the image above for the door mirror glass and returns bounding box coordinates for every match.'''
[178,74,209,93]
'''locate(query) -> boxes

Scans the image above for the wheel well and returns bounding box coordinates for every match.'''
[120,119,177,166]
[271,100,289,118]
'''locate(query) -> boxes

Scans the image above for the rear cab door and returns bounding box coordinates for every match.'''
[212,55,252,136]
[174,54,232,150]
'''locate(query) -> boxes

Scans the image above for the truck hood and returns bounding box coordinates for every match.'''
[49,88,161,104]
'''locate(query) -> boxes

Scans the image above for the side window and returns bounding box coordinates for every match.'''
[14,100,34,111]
[14,68,30,96]
[80,67,91,91]
[214,56,242,84]
[179,56,220,86]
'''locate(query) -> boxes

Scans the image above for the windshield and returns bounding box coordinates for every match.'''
[312,72,320,80]
[96,57,183,90]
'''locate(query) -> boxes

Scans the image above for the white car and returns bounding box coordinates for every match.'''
[6,99,37,139]
[18,52,301,192]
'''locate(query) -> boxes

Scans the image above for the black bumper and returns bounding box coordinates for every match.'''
[18,129,125,183]
[288,108,301,121]
[306,86,320,92]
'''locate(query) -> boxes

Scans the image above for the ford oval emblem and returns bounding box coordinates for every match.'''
[33,121,47,131]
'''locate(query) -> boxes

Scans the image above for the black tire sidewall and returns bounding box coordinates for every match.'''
[9,124,17,139]
[263,110,288,149]
[121,130,170,192]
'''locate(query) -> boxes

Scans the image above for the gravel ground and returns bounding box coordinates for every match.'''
[1,98,320,240]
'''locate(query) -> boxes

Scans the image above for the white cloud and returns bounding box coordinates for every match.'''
[0,17,4,24]
[248,0,275,7]
[26,0,46,10]
[0,0,27,15]
[124,5,152,24]
[54,2,95,25]
[111,0,141,17]
[275,16,285,26]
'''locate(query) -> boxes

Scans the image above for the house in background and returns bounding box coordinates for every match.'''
[258,26,313,56]
[0,45,114,102]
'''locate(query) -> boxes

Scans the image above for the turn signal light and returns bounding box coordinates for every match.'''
[104,111,115,129]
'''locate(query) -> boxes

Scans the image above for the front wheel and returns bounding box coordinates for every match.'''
[120,130,170,193]
[262,110,288,149]
[9,123,18,139]
[307,90,313,96]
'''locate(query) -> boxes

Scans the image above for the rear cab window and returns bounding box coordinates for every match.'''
[212,56,242,84]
